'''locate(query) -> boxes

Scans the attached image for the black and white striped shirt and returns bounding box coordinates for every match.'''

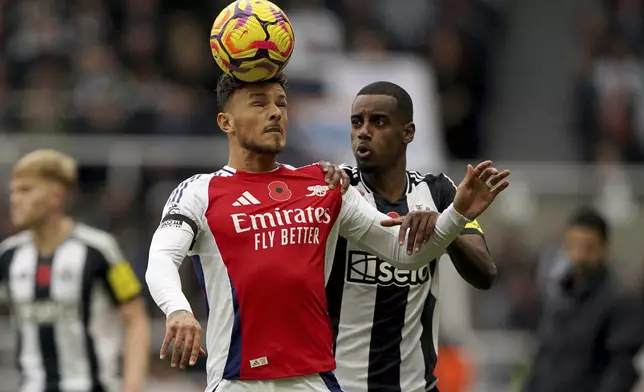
[0,223,141,392]
[328,167,485,392]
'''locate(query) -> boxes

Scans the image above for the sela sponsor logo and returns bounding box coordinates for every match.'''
[347,251,430,287]
[306,185,329,197]
[16,300,79,324]
[231,206,332,250]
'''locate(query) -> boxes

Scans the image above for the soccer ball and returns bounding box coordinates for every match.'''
[210,0,295,82]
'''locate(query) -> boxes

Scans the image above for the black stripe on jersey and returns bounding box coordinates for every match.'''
[0,246,15,283]
[327,237,347,355]
[367,193,410,392]
[35,254,61,392]
[420,260,438,389]
[82,246,108,392]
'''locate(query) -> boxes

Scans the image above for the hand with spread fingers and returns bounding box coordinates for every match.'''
[452,160,510,220]
[379,161,509,255]
[318,161,351,194]
[161,310,206,369]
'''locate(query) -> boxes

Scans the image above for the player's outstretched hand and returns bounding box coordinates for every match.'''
[161,310,206,369]
[380,210,440,255]
[318,161,350,194]
[453,160,510,220]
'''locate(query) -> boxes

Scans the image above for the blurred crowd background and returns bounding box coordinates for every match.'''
[1,0,644,391]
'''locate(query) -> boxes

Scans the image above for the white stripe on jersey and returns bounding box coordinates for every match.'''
[331,169,447,392]
[51,240,92,391]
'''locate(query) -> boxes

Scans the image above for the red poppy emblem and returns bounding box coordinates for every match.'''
[268,181,292,201]
[36,264,51,287]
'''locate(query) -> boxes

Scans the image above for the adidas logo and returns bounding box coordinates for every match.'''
[232,191,261,206]
[249,356,268,368]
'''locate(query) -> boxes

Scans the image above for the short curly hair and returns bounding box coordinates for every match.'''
[216,73,288,111]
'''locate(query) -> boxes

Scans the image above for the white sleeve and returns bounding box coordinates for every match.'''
[338,186,469,270]
[145,174,210,316]
[146,228,193,316]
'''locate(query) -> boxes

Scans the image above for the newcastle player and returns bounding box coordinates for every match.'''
[0,150,150,392]
[327,82,506,392]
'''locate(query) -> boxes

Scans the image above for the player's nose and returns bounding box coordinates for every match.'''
[356,125,372,140]
[268,103,282,121]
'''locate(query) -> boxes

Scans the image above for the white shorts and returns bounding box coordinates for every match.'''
[213,372,342,392]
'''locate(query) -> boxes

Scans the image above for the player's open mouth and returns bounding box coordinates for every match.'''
[264,125,282,134]
[355,145,372,159]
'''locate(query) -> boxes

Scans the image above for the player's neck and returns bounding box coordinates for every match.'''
[30,215,74,256]
[362,159,407,203]
[228,150,278,172]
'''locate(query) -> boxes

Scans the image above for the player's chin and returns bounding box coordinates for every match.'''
[265,133,286,152]
[355,158,379,173]
[255,140,285,154]
[10,213,30,230]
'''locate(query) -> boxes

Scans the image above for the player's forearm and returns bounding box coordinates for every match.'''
[355,204,469,270]
[121,313,150,392]
[146,228,193,315]
[447,236,497,290]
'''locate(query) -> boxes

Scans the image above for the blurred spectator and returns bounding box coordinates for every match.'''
[523,208,643,392]
[575,4,644,162]
[427,0,502,160]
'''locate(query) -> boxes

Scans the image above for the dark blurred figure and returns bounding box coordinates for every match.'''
[523,208,643,392]
[428,24,488,160]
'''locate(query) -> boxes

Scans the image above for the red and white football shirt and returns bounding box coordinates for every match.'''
[146,164,469,391]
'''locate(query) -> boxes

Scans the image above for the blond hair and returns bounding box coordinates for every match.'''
[13,149,78,190]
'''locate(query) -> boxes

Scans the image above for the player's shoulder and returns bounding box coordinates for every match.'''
[409,170,456,191]
[0,231,31,257]
[168,170,229,203]
[173,172,222,189]
[284,163,326,180]
[71,223,123,264]
[338,164,361,186]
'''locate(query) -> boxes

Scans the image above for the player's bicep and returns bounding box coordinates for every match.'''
[148,226,193,269]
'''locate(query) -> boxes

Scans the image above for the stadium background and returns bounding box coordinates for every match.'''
[1,0,644,391]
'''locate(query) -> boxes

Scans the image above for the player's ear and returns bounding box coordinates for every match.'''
[402,122,415,145]
[217,112,234,135]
